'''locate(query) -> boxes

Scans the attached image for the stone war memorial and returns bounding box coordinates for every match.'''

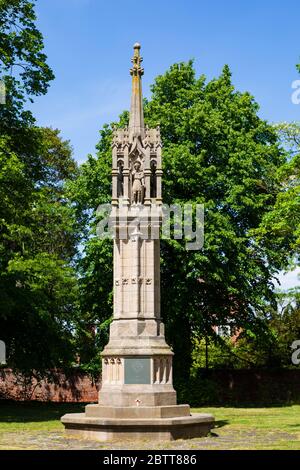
[61,43,214,441]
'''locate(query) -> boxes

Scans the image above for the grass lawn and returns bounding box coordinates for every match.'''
[0,401,299,449]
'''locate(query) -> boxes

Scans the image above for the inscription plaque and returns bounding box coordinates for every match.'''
[124,358,151,384]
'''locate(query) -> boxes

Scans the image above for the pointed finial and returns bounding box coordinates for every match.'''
[129,43,145,141]
[130,43,144,78]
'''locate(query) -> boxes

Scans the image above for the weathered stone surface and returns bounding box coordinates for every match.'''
[61,413,214,441]
[98,387,177,407]
[85,404,191,419]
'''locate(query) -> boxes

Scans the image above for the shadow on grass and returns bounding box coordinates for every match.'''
[214,420,229,429]
[1,401,296,426]
[196,403,296,409]
[0,400,86,423]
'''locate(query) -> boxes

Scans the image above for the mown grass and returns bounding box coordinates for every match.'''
[0,401,300,449]
[0,401,84,432]
[198,405,300,432]
[198,405,300,449]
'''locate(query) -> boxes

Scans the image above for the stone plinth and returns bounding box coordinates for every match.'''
[61,412,214,442]
[85,404,190,418]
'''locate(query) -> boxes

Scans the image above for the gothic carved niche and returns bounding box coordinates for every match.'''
[130,160,145,204]
[150,159,157,198]
[117,160,124,197]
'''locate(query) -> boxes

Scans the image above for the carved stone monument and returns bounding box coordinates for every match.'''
[61,43,214,441]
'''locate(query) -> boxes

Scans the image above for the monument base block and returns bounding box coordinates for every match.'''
[61,410,214,441]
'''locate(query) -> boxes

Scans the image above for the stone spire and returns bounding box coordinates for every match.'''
[129,42,145,142]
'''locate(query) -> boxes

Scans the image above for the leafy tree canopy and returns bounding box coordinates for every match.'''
[0,0,54,129]
[0,1,80,373]
[255,122,300,269]
[70,61,286,378]
[0,128,79,372]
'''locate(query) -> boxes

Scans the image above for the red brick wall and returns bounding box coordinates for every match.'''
[0,369,99,402]
[2,368,300,404]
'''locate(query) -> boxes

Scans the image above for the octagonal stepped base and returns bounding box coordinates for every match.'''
[85,404,190,419]
[61,410,214,442]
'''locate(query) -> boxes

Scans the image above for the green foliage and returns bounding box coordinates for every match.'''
[190,288,300,373]
[176,371,300,407]
[67,125,114,368]
[0,0,54,129]
[269,289,300,366]
[0,129,79,371]
[255,122,300,266]
[148,62,284,377]
[0,2,81,373]
[191,329,279,372]
[1,0,298,378]
[192,337,236,370]
[71,61,286,378]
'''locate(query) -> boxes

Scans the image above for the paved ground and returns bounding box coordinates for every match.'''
[0,427,298,450]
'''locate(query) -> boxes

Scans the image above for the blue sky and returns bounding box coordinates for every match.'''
[30,0,300,288]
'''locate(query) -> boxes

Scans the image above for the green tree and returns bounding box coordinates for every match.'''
[256,122,300,269]
[269,289,300,366]
[67,128,115,372]
[0,0,54,130]
[0,1,79,372]
[71,61,285,380]
[0,129,79,372]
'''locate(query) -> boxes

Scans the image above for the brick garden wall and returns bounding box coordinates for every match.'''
[1,368,300,404]
[0,369,99,402]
